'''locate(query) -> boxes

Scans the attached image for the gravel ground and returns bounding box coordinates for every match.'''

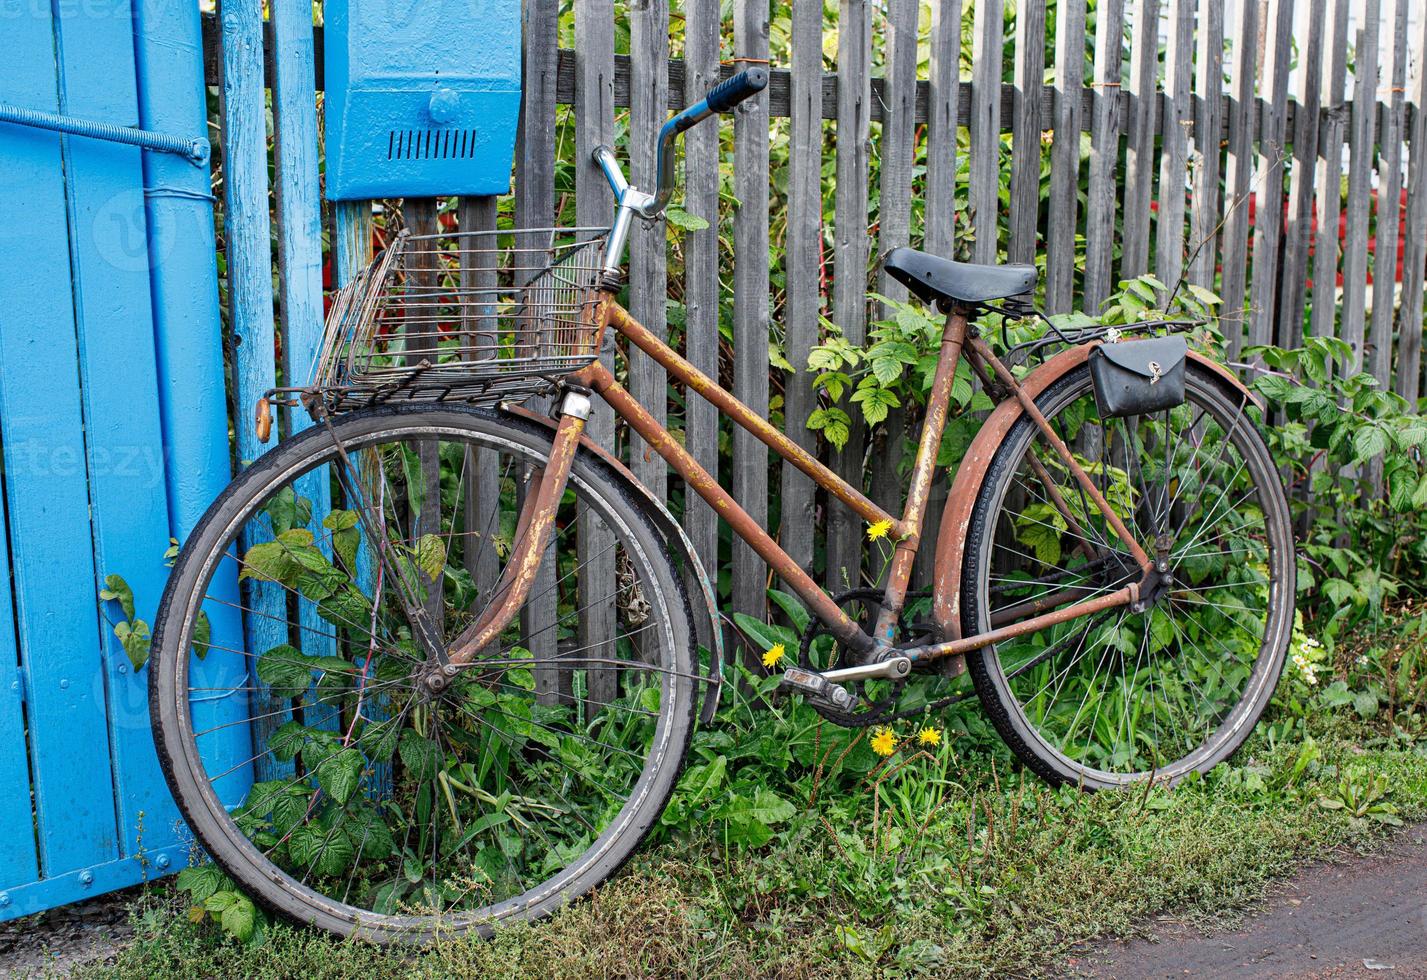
[1067,822,1427,979]
[0,887,141,979]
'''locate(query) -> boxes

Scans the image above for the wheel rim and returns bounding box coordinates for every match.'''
[160,416,690,934]
[972,369,1293,784]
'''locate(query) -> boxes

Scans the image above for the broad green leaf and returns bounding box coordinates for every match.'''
[399,731,440,779]
[175,863,227,905]
[412,534,447,583]
[665,207,709,231]
[267,720,307,762]
[114,619,152,671]
[99,574,136,621]
[767,588,810,633]
[318,748,364,806]
[219,894,256,942]
[256,644,313,698]
[190,610,212,660]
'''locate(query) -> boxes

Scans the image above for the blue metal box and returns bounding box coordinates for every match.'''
[323,0,520,200]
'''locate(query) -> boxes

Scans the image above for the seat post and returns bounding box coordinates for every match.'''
[873,307,971,644]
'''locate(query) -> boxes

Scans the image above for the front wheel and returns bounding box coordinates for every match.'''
[962,362,1295,788]
[151,405,697,942]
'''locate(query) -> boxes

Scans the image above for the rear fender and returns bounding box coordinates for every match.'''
[931,344,1261,643]
[505,405,725,724]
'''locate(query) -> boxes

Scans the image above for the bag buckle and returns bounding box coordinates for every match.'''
[1148,360,1162,385]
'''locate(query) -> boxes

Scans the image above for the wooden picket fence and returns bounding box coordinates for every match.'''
[205,0,1427,638]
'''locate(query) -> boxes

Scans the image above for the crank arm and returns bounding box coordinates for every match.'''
[778,656,912,713]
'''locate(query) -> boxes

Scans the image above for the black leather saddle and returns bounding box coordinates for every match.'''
[882,247,1037,309]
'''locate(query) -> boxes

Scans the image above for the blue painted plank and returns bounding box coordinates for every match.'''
[219,0,293,783]
[0,840,189,923]
[52,0,187,862]
[271,0,340,731]
[134,0,252,809]
[0,7,121,879]
[0,473,37,891]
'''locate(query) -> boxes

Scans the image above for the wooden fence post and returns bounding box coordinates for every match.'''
[1396,9,1427,405]
[781,0,824,578]
[629,0,670,505]
[573,0,615,704]
[682,0,723,594]
[826,0,871,594]
[1083,0,1125,315]
[1046,0,1086,314]
[731,0,772,637]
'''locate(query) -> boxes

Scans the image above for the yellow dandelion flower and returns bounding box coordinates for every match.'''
[762,643,786,669]
[917,726,942,747]
[870,727,898,757]
[867,519,894,541]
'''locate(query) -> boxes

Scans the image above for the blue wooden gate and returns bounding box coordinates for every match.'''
[0,1,248,919]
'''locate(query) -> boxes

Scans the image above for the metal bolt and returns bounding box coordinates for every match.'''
[79,871,94,886]
[0,892,10,907]
[155,854,171,870]
[59,679,69,690]
[117,663,128,674]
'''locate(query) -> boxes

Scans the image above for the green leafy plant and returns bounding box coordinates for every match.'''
[1316,767,1403,826]
[176,862,265,944]
[804,295,986,451]
[100,572,209,670]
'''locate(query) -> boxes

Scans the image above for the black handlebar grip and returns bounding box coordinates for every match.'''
[704,67,769,113]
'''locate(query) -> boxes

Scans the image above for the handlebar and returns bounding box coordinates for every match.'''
[593,67,769,221]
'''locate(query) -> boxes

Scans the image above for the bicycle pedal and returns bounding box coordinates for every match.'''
[779,666,856,712]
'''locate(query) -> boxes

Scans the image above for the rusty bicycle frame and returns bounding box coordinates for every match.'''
[442,290,1153,678]
[436,69,1158,683]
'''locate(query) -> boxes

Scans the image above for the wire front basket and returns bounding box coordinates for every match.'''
[311,226,609,411]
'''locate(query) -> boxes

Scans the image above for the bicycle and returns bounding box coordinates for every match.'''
[151,67,1295,943]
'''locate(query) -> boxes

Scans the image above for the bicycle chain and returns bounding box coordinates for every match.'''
[796,589,976,728]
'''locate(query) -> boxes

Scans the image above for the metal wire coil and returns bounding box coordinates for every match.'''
[311,226,609,410]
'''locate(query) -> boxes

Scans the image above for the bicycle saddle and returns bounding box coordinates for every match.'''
[882,246,1037,308]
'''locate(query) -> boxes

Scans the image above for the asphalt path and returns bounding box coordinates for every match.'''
[1068,822,1427,978]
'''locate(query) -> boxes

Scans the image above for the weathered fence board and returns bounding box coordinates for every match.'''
[912,0,961,588]
[1279,0,1326,345]
[1046,0,1086,314]
[731,0,773,634]
[681,0,723,592]
[1082,0,1125,314]
[1153,0,1193,300]
[826,0,871,593]
[1342,0,1381,375]
[1309,0,1353,350]
[1247,0,1296,352]
[780,0,824,577]
[969,0,1003,266]
[1121,0,1160,281]
[870,0,918,522]
[1219,0,1260,356]
[629,0,670,505]
[573,0,618,702]
[1398,11,1427,404]
[1009,0,1045,266]
[1186,0,1224,289]
[1371,0,1411,390]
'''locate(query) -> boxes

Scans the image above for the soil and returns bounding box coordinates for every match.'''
[1066,822,1427,979]
[0,887,139,978]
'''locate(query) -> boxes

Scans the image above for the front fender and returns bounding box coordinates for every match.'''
[505,405,725,724]
[931,344,1261,644]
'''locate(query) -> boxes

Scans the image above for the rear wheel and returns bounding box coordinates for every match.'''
[151,405,697,942]
[962,362,1295,788]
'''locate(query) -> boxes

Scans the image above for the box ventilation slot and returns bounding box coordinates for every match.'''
[387,129,479,161]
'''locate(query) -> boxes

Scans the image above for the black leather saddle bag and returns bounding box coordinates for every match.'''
[1088,335,1188,419]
